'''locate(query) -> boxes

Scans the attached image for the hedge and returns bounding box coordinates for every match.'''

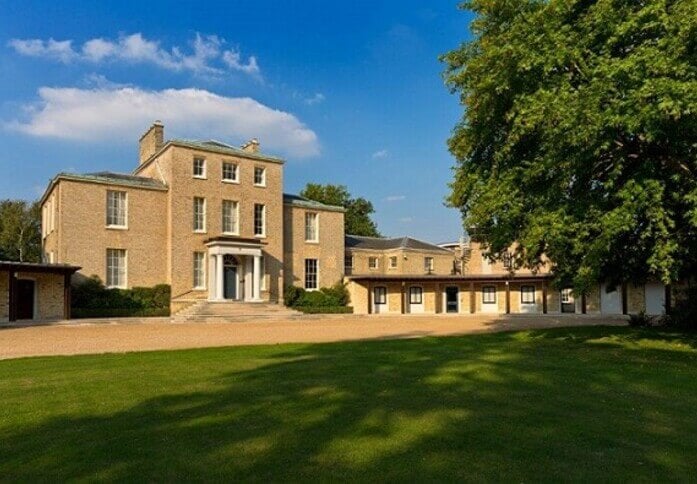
[72,308,170,319]
[284,282,350,308]
[71,276,171,319]
[295,306,354,314]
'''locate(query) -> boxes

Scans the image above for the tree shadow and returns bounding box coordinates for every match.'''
[1,329,697,481]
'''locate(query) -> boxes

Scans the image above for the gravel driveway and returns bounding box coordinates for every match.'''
[0,314,627,360]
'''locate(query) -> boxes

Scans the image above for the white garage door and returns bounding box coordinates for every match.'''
[645,283,665,315]
[600,283,623,314]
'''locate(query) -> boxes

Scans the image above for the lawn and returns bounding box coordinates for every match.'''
[1,326,697,481]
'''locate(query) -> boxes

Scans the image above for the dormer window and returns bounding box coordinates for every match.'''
[254,167,266,186]
[193,158,206,179]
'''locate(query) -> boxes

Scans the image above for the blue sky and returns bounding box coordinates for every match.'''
[0,0,474,243]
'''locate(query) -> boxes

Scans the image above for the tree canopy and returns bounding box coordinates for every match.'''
[0,200,42,263]
[442,0,697,291]
[300,184,381,237]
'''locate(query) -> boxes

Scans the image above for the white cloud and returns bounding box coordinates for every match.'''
[304,93,326,105]
[399,217,414,223]
[5,86,319,158]
[385,195,406,202]
[8,33,260,77]
[372,149,389,159]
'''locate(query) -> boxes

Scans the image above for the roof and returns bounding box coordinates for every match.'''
[283,193,346,213]
[39,172,168,205]
[345,235,453,253]
[169,139,284,164]
[0,260,80,274]
[346,273,552,282]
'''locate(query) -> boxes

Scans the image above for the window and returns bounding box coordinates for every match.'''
[409,287,423,305]
[374,287,387,305]
[222,162,238,182]
[222,200,239,234]
[106,191,127,228]
[193,252,206,289]
[521,285,536,304]
[369,257,379,269]
[305,259,318,290]
[424,257,434,272]
[106,249,126,288]
[482,286,497,304]
[254,204,266,237]
[193,158,206,178]
[561,288,573,304]
[305,212,319,242]
[345,255,353,269]
[388,256,397,269]
[254,167,266,186]
[193,197,206,232]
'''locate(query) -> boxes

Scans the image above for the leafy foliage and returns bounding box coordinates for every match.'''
[284,281,351,310]
[71,276,171,318]
[0,200,42,262]
[300,183,380,237]
[442,0,697,292]
[665,285,697,330]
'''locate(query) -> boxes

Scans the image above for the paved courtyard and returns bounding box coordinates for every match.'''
[0,314,627,360]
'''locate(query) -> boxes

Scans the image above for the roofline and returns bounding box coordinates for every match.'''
[0,261,81,274]
[345,246,453,255]
[39,173,168,206]
[345,273,553,282]
[134,139,285,175]
[345,235,454,254]
[283,199,346,213]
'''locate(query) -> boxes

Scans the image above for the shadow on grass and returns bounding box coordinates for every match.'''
[1,327,697,481]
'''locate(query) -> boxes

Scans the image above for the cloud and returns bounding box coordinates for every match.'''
[399,217,414,223]
[304,93,325,105]
[385,195,406,202]
[372,149,389,159]
[8,33,260,77]
[5,86,319,158]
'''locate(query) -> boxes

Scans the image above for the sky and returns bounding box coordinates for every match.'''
[0,0,475,243]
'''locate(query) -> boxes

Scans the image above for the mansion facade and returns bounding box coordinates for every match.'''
[38,121,670,319]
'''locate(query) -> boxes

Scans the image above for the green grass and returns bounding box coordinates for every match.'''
[2,326,697,482]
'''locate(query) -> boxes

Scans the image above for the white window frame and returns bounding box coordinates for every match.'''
[409,286,423,305]
[254,203,266,237]
[389,256,398,269]
[193,252,206,289]
[106,190,128,229]
[193,197,206,233]
[424,257,434,272]
[305,212,319,242]
[369,257,379,270]
[254,166,266,187]
[561,288,573,304]
[106,249,127,289]
[222,200,239,235]
[482,285,497,304]
[222,161,239,183]
[305,258,318,290]
[521,285,536,305]
[193,158,206,179]
[374,286,387,305]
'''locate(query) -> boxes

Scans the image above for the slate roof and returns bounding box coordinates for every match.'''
[283,194,345,213]
[0,260,80,273]
[40,172,168,205]
[345,235,453,253]
[169,139,284,164]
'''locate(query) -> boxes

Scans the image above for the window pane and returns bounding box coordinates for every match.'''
[194,158,205,177]
[254,167,265,185]
[106,191,126,226]
[222,162,237,181]
[106,249,126,288]
[305,258,318,289]
[254,204,265,236]
[193,252,205,288]
[193,198,206,231]
[521,286,535,304]
[483,286,496,303]
[305,212,318,241]
[374,287,387,304]
[409,287,423,304]
[223,200,238,234]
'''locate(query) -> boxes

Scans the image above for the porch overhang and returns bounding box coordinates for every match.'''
[204,236,265,257]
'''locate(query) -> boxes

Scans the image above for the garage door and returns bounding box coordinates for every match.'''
[645,283,665,315]
[600,283,622,314]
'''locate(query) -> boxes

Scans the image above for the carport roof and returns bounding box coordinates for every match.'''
[0,261,81,274]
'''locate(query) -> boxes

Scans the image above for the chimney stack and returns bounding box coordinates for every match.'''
[139,120,164,164]
[241,138,260,154]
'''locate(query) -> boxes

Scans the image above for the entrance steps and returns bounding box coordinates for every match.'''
[172,300,303,323]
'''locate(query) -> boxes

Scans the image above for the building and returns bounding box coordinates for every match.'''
[38,121,670,319]
[40,122,345,314]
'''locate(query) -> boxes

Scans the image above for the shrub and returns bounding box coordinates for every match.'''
[665,285,697,330]
[628,311,655,328]
[295,306,354,314]
[284,282,351,310]
[284,285,305,307]
[71,276,171,318]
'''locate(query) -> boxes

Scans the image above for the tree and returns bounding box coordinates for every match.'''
[300,184,381,237]
[442,0,697,292]
[0,200,42,263]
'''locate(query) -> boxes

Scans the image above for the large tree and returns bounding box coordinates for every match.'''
[0,200,42,263]
[300,184,380,237]
[442,0,697,292]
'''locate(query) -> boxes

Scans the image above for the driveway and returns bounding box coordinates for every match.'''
[0,314,627,360]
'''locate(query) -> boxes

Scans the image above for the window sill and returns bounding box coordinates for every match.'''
[254,234,267,239]
[223,232,240,237]
[222,179,240,184]
[305,240,319,244]
[193,176,207,180]
[106,225,128,231]
[194,230,208,234]
[193,286,207,291]
[254,184,267,188]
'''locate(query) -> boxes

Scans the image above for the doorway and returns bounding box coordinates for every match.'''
[17,279,35,320]
[223,255,239,300]
[445,286,459,313]
[560,288,575,313]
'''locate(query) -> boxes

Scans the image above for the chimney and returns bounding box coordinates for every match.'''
[241,138,260,154]
[139,120,164,164]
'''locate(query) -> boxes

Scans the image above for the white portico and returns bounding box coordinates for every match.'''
[205,237,264,302]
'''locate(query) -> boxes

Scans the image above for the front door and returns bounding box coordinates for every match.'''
[224,266,237,300]
[16,279,35,320]
[445,286,459,313]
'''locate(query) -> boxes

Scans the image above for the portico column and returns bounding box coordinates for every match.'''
[253,255,262,301]
[216,254,224,300]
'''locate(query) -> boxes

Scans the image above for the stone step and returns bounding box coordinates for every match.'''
[172,301,303,322]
